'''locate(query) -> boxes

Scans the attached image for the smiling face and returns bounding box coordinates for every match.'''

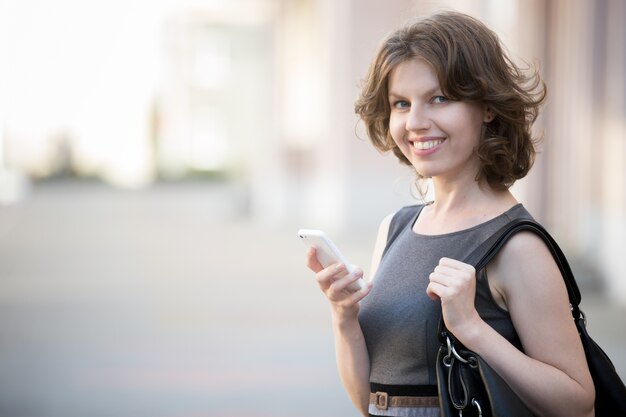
[388,58,492,185]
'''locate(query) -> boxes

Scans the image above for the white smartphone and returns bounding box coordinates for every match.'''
[297,229,365,292]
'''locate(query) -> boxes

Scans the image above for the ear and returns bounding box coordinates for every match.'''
[483,107,495,123]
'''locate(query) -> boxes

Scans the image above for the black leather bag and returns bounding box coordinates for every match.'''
[436,218,626,417]
[437,334,534,417]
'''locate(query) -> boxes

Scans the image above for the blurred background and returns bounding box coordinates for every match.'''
[0,0,625,416]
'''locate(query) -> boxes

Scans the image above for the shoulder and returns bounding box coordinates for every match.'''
[369,205,421,278]
[487,229,568,312]
[369,212,395,278]
[394,204,424,220]
[378,211,395,236]
[498,229,550,261]
[387,203,423,238]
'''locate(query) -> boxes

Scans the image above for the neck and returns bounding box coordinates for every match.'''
[429,177,509,211]
[414,179,518,235]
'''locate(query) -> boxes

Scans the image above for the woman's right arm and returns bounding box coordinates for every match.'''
[305,214,393,416]
[306,250,371,415]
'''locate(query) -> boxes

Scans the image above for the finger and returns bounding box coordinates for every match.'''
[329,269,364,293]
[316,263,348,289]
[430,268,472,292]
[429,270,453,287]
[433,259,468,276]
[305,247,325,272]
[350,266,364,278]
[331,278,372,305]
[430,270,467,291]
[431,265,454,280]
[431,263,476,287]
[426,281,444,301]
[344,281,373,304]
[439,257,475,273]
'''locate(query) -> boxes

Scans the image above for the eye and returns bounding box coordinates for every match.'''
[432,96,449,104]
[392,100,410,109]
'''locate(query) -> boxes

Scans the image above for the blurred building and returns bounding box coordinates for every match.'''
[1,0,625,303]
[232,0,626,303]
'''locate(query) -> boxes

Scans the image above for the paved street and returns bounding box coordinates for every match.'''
[0,181,624,417]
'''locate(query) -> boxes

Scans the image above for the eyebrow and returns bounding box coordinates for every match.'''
[387,93,403,104]
[388,86,443,99]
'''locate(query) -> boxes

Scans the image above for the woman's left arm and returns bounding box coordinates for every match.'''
[427,231,595,417]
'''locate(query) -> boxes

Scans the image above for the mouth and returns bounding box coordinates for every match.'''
[412,138,445,151]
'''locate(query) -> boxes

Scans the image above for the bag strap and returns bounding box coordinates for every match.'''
[440,218,583,340]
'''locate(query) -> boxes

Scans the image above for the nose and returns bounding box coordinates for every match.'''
[405,105,431,131]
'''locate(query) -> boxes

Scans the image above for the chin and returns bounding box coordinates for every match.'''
[410,164,438,178]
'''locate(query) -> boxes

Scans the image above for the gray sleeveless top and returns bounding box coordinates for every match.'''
[358,203,532,386]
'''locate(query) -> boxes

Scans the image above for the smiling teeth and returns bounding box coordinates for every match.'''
[414,140,443,150]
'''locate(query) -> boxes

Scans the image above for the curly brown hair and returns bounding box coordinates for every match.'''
[354,11,546,190]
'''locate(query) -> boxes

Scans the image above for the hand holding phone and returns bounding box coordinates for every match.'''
[298,229,366,292]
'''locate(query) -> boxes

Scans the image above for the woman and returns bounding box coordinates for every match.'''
[305,11,595,417]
